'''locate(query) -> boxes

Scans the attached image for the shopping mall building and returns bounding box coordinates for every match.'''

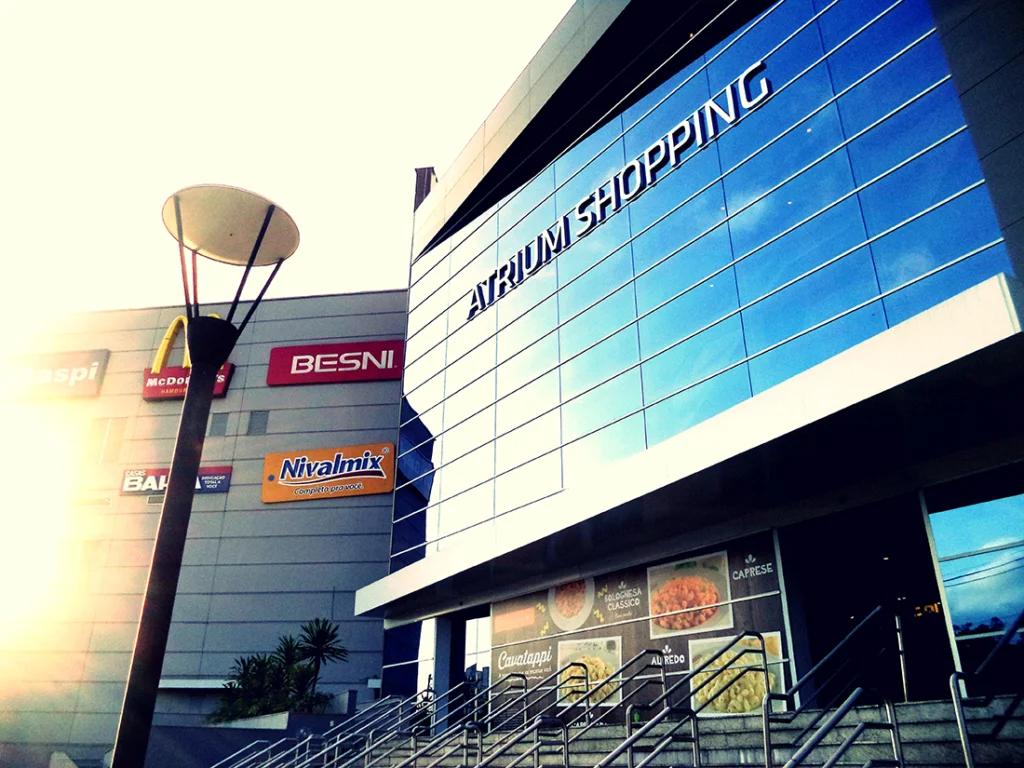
[356,0,1024,712]
[0,291,406,766]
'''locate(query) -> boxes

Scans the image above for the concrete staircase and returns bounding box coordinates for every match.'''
[365,697,1021,768]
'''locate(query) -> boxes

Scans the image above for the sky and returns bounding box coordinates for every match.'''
[0,0,575,327]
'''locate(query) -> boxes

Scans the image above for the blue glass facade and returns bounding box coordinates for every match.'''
[392,0,1013,570]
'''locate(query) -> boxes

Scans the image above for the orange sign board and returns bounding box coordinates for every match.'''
[261,443,395,503]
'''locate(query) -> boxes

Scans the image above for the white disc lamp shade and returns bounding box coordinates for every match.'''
[161,184,300,266]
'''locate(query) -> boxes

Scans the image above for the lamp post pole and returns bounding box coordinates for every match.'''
[110,186,298,768]
[110,317,238,767]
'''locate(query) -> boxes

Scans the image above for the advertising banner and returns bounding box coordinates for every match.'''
[261,443,395,503]
[142,363,233,401]
[143,315,234,401]
[3,349,110,398]
[266,339,404,387]
[491,532,787,718]
[121,466,233,495]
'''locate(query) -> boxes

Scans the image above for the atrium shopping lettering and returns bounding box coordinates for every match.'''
[467,61,771,320]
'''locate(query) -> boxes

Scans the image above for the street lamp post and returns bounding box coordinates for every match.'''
[110,185,299,768]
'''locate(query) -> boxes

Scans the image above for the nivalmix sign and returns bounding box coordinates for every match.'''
[262,443,395,503]
[467,61,771,320]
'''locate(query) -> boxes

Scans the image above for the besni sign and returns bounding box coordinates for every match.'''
[3,349,110,398]
[121,466,233,495]
[143,315,234,400]
[261,443,395,502]
[267,339,404,387]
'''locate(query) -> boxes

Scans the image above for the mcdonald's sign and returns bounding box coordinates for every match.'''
[143,315,234,401]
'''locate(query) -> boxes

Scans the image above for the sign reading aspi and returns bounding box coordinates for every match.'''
[143,315,234,401]
[121,466,233,495]
[262,443,395,503]
[467,61,772,320]
[266,340,404,387]
[3,349,110,398]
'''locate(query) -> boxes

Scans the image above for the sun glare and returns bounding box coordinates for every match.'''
[0,401,81,650]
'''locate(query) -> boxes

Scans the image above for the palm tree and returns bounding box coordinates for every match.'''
[297,617,349,697]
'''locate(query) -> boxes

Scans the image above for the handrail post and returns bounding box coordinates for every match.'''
[762,694,775,768]
[894,613,908,703]
[950,671,975,768]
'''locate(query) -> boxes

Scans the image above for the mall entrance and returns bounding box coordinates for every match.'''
[778,495,955,702]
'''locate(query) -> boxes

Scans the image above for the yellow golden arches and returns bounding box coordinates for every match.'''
[151,314,221,374]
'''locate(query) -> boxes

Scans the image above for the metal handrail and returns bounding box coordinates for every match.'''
[290,685,437,768]
[474,663,591,768]
[565,649,667,734]
[950,606,1024,768]
[313,675,524,768]
[321,695,404,742]
[763,605,903,768]
[484,662,589,735]
[595,633,769,768]
[258,734,320,768]
[392,663,588,768]
[227,738,294,768]
[386,673,529,768]
[210,740,270,768]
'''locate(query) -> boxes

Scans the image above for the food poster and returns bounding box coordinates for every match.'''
[490,532,788,720]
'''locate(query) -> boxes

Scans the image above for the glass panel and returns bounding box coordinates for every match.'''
[644,365,751,446]
[727,146,856,260]
[639,271,740,360]
[557,212,632,287]
[628,155,724,270]
[747,303,886,394]
[930,495,1024,560]
[436,482,494,554]
[496,411,560,475]
[497,334,559,400]
[623,57,708,163]
[495,452,562,515]
[742,247,879,356]
[883,247,1014,329]
[635,225,733,315]
[846,83,970,198]
[641,315,746,405]
[735,196,867,303]
[560,284,637,361]
[555,118,626,216]
[561,369,643,444]
[930,491,1024,688]
[562,414,646,488]
[560,328,639,402]
[818,0,938,101]
[496,370,560,436]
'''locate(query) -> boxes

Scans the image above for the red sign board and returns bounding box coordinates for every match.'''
[143,363,234,401]
[267,339,404,387]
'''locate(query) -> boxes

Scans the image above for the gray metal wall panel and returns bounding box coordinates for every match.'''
[4,291,405,755]
[220,507,392,538]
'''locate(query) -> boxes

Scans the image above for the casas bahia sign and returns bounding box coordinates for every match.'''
[121,466,233,495]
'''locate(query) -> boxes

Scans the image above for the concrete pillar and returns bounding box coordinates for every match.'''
[929,0,1024,273]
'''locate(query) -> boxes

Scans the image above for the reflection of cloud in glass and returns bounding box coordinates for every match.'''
[885,247,933,286]
[931,494,1024,559]
[943,547,1024,631]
